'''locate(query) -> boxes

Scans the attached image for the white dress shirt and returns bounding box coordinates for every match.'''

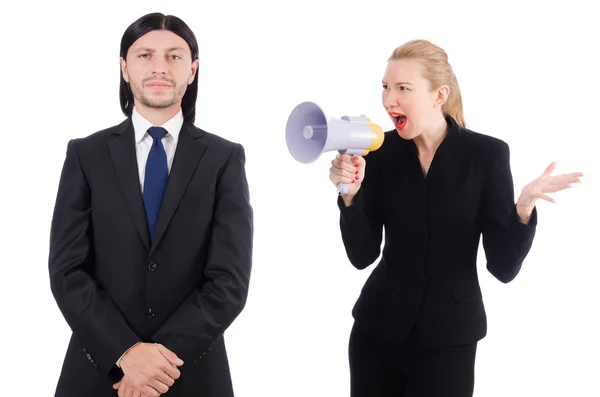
[132,106,184,191]
[115,107,184,367]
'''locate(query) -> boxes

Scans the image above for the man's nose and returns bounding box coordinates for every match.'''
[151,56,169,75]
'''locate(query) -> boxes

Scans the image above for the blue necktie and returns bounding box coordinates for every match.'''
[143,126,168,241]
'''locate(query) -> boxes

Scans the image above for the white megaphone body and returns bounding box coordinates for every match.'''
[286,101,385,195]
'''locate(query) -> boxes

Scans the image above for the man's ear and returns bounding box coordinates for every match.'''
[188,59,199,85]
[120,57,130,83]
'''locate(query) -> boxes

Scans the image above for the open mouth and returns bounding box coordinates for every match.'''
[389,112,407,130]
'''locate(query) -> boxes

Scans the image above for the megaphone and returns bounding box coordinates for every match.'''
[285,101,385,195]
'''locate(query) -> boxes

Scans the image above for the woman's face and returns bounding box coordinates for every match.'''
[382,58,444,140]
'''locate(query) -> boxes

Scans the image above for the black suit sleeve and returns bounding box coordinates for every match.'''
[151,143,253,363]
[482,141,537,283]
[48,139,141,378]
[337,163,384,270]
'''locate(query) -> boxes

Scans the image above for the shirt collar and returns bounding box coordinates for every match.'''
[132,107,184,143]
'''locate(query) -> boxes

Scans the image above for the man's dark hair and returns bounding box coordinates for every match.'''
[119,12,199,123]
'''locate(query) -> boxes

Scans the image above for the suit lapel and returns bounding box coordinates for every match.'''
[108,119,151,250]
[151,123,207,253]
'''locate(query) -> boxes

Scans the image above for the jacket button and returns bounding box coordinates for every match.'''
[145,308,155,319]
[147,261,157,271]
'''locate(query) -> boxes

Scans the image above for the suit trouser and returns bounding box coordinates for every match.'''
[349,322,477,397]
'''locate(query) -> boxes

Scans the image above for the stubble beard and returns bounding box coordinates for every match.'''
[130,79,188,109]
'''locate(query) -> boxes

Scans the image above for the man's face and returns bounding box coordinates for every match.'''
[120,30,198,110]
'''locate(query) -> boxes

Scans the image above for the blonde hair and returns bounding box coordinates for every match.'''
[389,39,466,128]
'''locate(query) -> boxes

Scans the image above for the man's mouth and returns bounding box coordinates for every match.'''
[148,82,170,88]
[145,78,172,88]
[389,112,407,130]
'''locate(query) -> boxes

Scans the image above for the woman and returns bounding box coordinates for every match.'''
[329,39,583,397]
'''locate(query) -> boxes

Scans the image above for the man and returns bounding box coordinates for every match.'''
[48,12,253,397]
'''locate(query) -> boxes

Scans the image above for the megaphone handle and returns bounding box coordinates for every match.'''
[337,149,363,196]
[337,182,351,196]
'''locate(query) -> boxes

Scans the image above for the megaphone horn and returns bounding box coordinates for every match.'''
[285,101,385,195]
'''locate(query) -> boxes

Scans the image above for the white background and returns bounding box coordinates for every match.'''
[1,0,598,396]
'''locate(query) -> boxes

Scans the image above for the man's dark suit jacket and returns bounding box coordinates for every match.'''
[48,117,253,396]
[338,115,536,347]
